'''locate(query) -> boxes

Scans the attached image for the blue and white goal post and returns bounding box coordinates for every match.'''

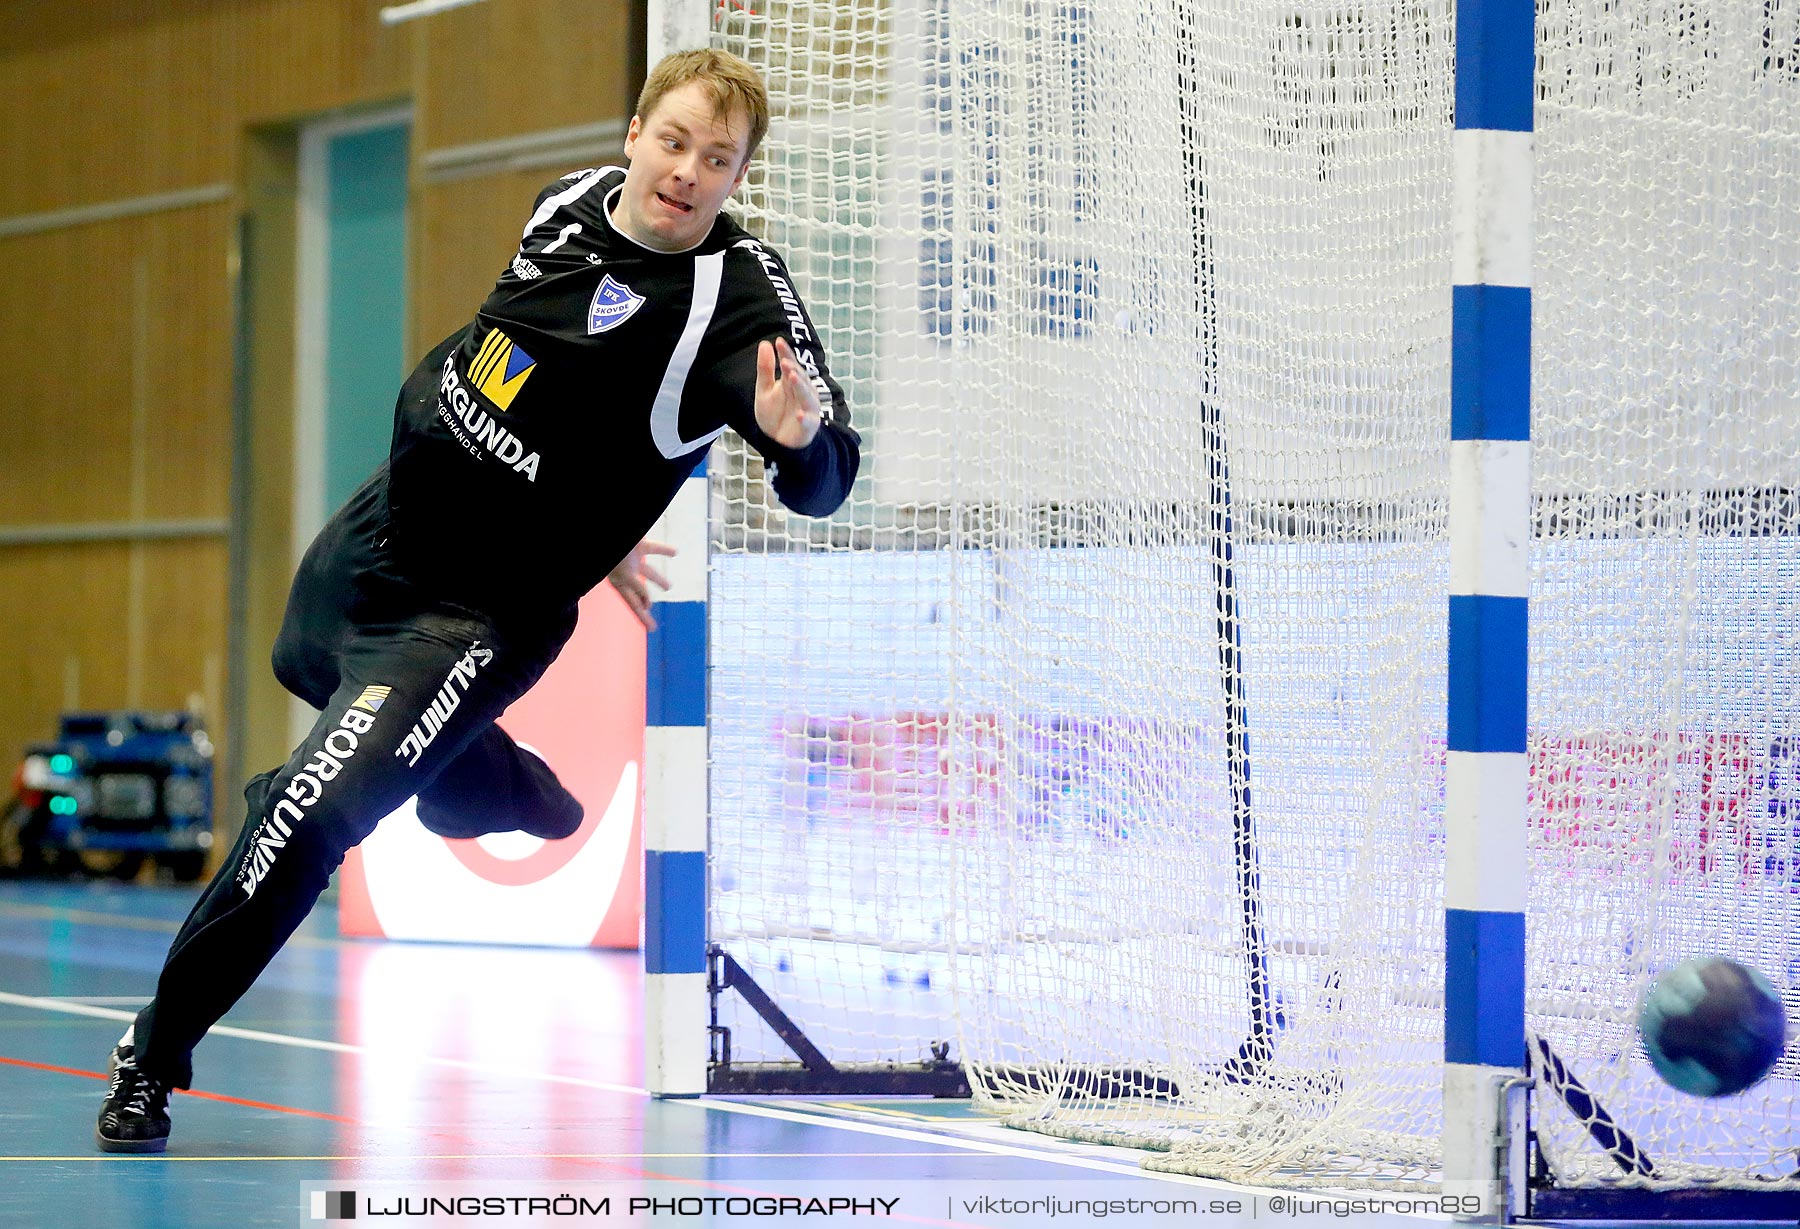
[642,445,709,1097]
[1445,0,1533,1218]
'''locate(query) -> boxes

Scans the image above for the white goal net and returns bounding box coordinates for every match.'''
[701,0,1799,1195]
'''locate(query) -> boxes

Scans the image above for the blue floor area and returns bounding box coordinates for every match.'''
[11,880,1785,1227]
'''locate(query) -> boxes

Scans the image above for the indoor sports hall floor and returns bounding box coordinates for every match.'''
[0,880,1756,1229]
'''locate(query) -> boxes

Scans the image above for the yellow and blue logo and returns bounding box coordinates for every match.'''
[352,685,392,714]
[470,329,536,410]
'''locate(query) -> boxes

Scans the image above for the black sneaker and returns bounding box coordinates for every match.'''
[96,1044,171,1153]
[416,745,584,842]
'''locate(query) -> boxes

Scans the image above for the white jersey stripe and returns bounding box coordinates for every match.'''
[516,166,622,246]
[649,252,728,460]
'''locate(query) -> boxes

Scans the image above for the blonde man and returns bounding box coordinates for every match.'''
[99,49,858,1152]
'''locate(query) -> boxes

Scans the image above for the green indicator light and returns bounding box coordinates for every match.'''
[49,796,78,816]
[49,754,75,774]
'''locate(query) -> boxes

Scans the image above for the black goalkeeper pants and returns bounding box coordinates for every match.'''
[132,480,581,1088]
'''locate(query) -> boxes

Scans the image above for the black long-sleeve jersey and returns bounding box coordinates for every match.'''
[378,165,859,624]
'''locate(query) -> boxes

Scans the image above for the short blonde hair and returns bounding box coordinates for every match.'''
[635,49,770,168]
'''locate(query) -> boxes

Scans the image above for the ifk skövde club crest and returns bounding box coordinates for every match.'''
[588,275,645,334]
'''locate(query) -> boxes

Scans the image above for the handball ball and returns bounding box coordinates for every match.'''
[1638,957,1788,1097]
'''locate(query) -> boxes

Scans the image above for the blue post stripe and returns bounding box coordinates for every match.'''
[1451,285,1530,441]
[646,600,706,727]
[1445,908,1527,1066]
[1455,0,1534,132]
[1448,595,1528,753]
[644,849,707,974]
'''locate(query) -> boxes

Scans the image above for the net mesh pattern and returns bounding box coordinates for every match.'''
[703,0,1799,1191]
[1525,0,1800,1190]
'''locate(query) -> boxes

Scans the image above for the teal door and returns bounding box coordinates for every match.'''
[322,121,409,512]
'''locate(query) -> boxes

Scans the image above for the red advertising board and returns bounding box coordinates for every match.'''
[338,586,644,948]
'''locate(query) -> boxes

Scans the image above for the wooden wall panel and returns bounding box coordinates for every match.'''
[0,543,134,781]
[134,207,237,522]
[417,0,636,153]
[0,220,138,526]
[229,1,411,129]
[0,1,409,216]
[135,537,231,719]
[0,207,233,519]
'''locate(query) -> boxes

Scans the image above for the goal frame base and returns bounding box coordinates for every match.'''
[1525,1035,1800,1222]
[705,944,971,1097]
[1527,1185,1800,1222]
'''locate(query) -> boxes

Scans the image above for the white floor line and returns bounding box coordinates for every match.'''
[0,901,349,949]
[33,995,151,1005]
[674,1098,1214,1185]
[0,990,645,1096]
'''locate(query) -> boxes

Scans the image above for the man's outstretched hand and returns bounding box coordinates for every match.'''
[754,337,822,450]
[607,538,676,631]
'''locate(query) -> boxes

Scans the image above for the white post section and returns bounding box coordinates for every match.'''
[640,1,715,1099]
[1445,0,1534,1218]
[647,0,712,68]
